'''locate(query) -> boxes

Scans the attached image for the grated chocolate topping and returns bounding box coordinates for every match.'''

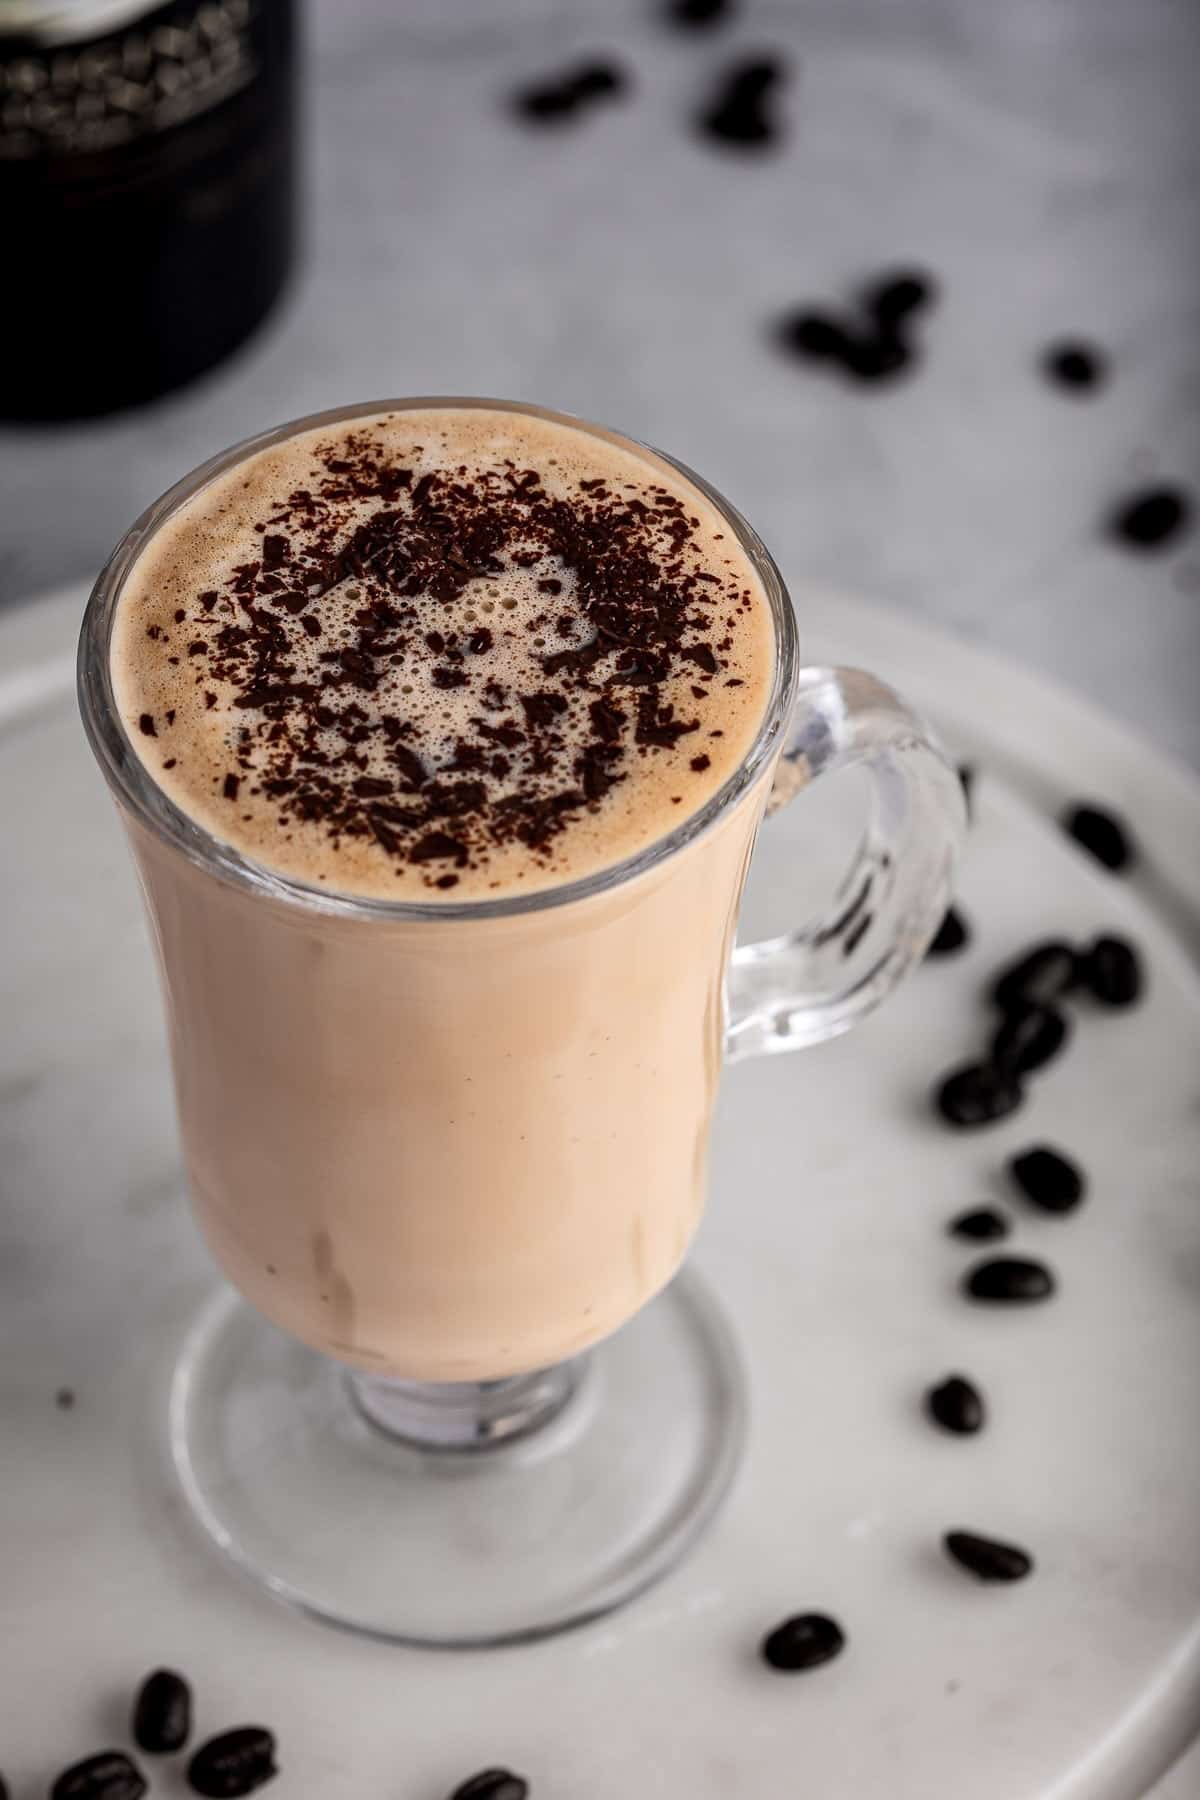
[114,409,772,897]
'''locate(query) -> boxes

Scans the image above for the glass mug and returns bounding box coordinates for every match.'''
[78,398,964,1646]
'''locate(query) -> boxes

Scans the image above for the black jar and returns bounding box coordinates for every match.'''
[0,0,298,420]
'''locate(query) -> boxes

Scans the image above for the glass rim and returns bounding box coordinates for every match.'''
[77,395,799,923]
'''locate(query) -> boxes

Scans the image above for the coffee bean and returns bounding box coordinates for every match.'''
[862,269,937,325]
[991,1002,1069,1076]
[842,332,913,384]
[958,762,975,818]
[965,1257,1055,1302]
[927,905,969,957]
[1080,934,1143,1006]
[936,1064,1023,1128]
[1062,803,1134,872]
[1009,1145,1086,1214]
[1041,341,1107,392]
[948,1206,1009,1241]
[514,61,627,125]
[513,80,579,123]
[698,56,788,150]
[50,1753,147,1800]
[1109,485,1192,551]
[944,1530,1033,1582]
[187,1727,277,1797]
[665,0,736,27]
[572,60,627,100]
[777,309,856,363]
[132,1666,192,1754]
[0,1772,7,1800]
[450,1774,530,1800]
[989,941,1078,1011]
[927,1375,985,1435]
[761,1612,846,1672]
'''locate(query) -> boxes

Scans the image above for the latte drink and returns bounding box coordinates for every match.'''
[107,402,778,1380]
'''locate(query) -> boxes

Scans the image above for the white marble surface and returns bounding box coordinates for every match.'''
[2,584,1199,1799]
[2,0,1199,765]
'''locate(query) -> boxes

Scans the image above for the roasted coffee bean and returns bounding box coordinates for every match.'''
[958,762,975,817]
[1062,803,1133,871]
[777,309,856,363]
[991,1002,1069,1076]
[965,1257,1055,1302]
[1009,1145,1086,1214]
[50,1752,147,1800]
[0,1772,7,1800]
[450,1771,530,1800]
[698,56,787,149]
[572,61,627,99]
[936,1064,1023,1127]
[514,61,627,124]
[665,0,737,26]
[842,332,913,383]
[927,906,969,956]
[187,1727,277,1797]
[948,1206,1009,1241]
[1109,485,1192,551]
[944,1530,1033,1582]
[1080,934,1143,1006]
[513,79,579,123]
[1042,341,1107,391]
[132,1666,192,1754]
[926,1375,985,1435]
[862,269,936,325]
[761,1611,846,1672]
[989,941,1078,1011]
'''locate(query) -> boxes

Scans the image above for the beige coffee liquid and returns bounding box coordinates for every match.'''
[110,405,778,1379]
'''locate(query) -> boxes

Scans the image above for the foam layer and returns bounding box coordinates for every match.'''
[112,405,775,899]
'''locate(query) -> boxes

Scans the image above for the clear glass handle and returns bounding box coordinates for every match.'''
[725,666,966,1062]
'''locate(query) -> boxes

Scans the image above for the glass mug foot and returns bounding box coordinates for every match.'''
[168,1271,746,1647]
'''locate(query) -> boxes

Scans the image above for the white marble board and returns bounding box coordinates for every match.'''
[1,583,1198,1800]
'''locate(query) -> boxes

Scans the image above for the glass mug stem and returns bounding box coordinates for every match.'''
[341,664,962,1456]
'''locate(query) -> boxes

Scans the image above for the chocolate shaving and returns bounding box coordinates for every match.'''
[145,424,751,878]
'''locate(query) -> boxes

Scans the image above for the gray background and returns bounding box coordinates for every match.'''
[3,0,1198,766]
